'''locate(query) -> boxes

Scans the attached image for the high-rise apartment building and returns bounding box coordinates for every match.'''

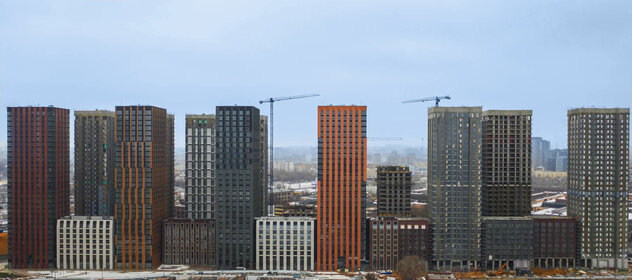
[167,114,175,217]
[377,166,412,217]
[567,108,629,269]
[7,106,70,269]
[185,114,216,220]
[74,110,116,216]
[428,106,481,270]
[481,110,532,217]
[317,105,367,271]
[114,105,168,269]
[215,106,263,269]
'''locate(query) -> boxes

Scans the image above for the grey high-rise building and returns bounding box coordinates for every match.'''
[74,110,116,216]
[377,166,412,217]
[481,110,532,217]
[531,137,550,170]
[567,108,629,269]
[167,114,175,217]
[215,106,263,269]
[185,114,216,219]
[428,106,481,271]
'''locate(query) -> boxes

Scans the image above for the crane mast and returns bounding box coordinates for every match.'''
[259,93,319,215]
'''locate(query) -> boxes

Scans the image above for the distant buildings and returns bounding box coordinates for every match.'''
[428,107,481,270]
[567,108,629,269]
[532,136,568,172]
[74,110,115,216]
[531,137,550,170]
[255,216,315,271]
[56,216,114,270]
[185,114,216,220]
[377,166,412,217]
[481,110,532,217]
[163,219,215,267]
[317,105,367,271]
[115,105,169,269]
[215,106,263,269]
[8,106,70,269]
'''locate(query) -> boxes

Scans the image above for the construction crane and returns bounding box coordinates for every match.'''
[402,95,451,107]
[259,93,319,214]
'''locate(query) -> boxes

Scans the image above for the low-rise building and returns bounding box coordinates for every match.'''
[272,189,294,205]
[398,218,431,263]
[163,219,215,267]
[367,217,399,270]
[255,216,315,271]
[56,216,114,270]
[532,216,578,268]
[481,217,533,270]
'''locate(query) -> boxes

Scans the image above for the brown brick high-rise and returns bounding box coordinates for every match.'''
[8,106,70,268]
[317,105,366,271]
[115,106,168,269]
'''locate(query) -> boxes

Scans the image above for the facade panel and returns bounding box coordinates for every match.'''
[163,219,215,267]
[56,216,114,270]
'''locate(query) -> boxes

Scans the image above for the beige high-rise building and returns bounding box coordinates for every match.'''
[567,108,629,269]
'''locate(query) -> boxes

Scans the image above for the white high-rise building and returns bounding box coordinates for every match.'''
[185,114,216,219]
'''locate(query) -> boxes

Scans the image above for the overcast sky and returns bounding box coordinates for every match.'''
[1,1,631,148]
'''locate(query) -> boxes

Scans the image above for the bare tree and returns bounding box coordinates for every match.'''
[364,272,380,280]
[398,255,427,280]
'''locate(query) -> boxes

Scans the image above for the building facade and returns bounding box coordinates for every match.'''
[185,114,216,220]
[8,106,70,268]
[215,106,263,269]
[74,110,116,216]
[481,110,532,217]
[427,106,481,270]
[367,217,398,270]
[260,115,269,216]
[255,217,315,271]
[56,216,114,270]
[377,166,412,217]
[480,217,533,270]
[317,105,367,271]
[114,105,169,269]
[532,216,578,268]
[163,219,215,267]
[567,108,629,269]
[398,218,431,263]
[167,114,175,217]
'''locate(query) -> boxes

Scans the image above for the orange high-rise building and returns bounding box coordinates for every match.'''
[317,106,367,271]
[114,106,168,270]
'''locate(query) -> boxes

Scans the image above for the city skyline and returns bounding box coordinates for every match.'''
[1,1,631,148]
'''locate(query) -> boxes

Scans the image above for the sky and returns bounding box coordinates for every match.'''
[0,1,631,148]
